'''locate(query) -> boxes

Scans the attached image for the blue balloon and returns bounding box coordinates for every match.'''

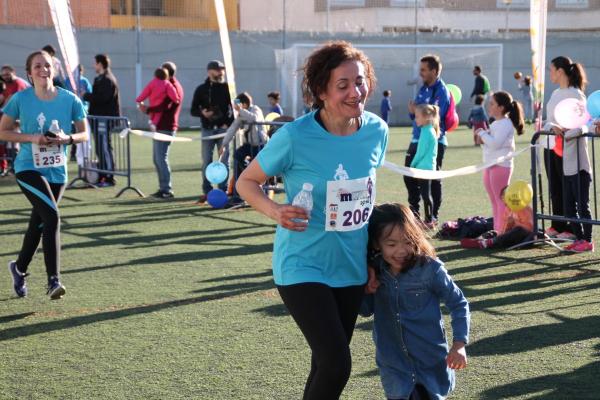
[207,189,228,209]
[587,90,600,118]
[205,161,228,184]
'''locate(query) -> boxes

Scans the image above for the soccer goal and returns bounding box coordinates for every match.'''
[275,43,503,121]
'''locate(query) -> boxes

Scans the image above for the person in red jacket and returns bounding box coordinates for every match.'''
[139,62,184,199]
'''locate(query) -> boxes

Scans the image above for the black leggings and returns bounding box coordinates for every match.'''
[389,383,431,400]
[277,283,365,400]
[15,171,65,280]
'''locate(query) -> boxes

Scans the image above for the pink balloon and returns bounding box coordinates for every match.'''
[554,98,591,130]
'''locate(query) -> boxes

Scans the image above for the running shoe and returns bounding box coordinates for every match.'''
[47,276,66,300]
[8,260,28,297]
[570,240,595,253]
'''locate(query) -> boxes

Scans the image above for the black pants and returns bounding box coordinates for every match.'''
[564,171,592,242]
[277,283,364,400]
[93,131,115,180]
[543,148,568,232]
[15,171,65,281]
[389,383,431,400]
[492,226,532,248]
[418,179,433,222]
[232,144,261,198]
[404,142,445,220]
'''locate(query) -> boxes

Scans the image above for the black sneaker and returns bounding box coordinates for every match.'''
[47,276,66,300]
[150,190,163,198]
[8,261,28,297]
[158,191,174,199]
[196,194,208,204]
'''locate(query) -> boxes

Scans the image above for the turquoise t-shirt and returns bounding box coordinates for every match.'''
[410,124,438,171]
[2,87,87,184]
[257,110,388,287]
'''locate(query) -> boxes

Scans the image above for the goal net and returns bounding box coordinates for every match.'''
[275,43,503,122]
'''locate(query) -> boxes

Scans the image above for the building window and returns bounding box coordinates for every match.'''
[330,0,365,7]
[496,0,528,8]
[556,0,588,8]
[140,0,163,16]
[391,0,425,6]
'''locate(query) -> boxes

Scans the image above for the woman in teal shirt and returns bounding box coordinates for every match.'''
[237,41,388,399]
[0,50,88,300]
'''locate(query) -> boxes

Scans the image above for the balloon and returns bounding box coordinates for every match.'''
[555,98,590,130]
[446,84,462,105]
[504,180,533,212]
[586,90,600,118]
[205,161,228,185]
[207,189,228,209]
[265,112,280,122]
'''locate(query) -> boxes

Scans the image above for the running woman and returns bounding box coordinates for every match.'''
[0,50,88,299]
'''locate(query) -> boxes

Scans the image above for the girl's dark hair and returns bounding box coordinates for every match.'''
[235,92,252,106]
[267,91,280,101]
[154,67,168,80]
[25,50,53,86]
[552,56,587,91]
[95,54,110,70]
[523,76,532,86]
[302,40,376,109]
[367,203,436,270]
[493,91,524,136]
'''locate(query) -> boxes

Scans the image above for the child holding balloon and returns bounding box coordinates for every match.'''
[461,183,533,249]
[476,91,524,232]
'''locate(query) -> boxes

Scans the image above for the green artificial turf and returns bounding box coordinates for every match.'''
[0,125,598,399]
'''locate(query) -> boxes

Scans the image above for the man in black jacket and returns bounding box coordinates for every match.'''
[191,60,234,203]
[83,54,120,186]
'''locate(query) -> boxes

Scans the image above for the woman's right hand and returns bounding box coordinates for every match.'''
[32,134,50,146]
[271,204,309,232]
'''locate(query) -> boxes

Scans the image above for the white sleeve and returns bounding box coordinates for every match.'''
[479,121,513,149]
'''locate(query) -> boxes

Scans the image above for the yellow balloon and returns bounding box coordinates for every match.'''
[504,180,533,211]
[265,112,280,122]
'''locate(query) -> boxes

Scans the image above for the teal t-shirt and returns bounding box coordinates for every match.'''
[257,110,388,287]
[2,87,87,183]
[410,124,438,171]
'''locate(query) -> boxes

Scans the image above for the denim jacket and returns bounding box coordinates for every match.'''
[360,257,470,400]
[468,105,488,124]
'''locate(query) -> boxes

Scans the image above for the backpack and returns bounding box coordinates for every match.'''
[432,84,459,132]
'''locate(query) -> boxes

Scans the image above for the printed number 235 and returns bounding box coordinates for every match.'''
[342,208,370,227]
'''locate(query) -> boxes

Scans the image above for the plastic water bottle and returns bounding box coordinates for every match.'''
[45,120,61,137]
[291,183,313,223]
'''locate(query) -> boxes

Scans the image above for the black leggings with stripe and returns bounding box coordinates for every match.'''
[15,171,65,280]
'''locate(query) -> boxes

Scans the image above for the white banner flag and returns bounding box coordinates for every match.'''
[47,0,80,94]
[530,0,548,132]
[214,0,237,100]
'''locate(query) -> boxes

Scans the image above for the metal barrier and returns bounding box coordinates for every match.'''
[530,130,600,244]
[68,115,144,198]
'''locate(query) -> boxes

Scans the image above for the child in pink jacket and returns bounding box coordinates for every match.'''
[136,68,180,131]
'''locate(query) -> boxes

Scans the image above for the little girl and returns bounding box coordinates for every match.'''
[410,104,439,228]
[362,203,470,400]
[135,67,180,131]
[476,91,524,232]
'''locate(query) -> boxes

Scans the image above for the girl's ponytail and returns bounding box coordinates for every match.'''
[568,62,588,91]
[509,100,525,136]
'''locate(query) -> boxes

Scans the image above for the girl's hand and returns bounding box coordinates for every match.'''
[271,204,309,232]
[365,266,380,294]
[446,341,468,370]
[551,126,564,137]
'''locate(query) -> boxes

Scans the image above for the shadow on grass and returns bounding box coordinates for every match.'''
[469,313,600,356]
[355,368,379,378]
[199,270,272,283]
[251,303,288,317]
[62,243,274,275]
[0,279,273,342]
[480,343,600,399]
[0,312,35,324]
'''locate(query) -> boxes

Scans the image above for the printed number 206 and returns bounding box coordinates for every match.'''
[342,208,370,227]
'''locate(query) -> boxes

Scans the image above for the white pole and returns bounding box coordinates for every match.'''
[135,0,142,97]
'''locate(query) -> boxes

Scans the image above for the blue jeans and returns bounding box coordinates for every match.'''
[201,128,229,195]
[153,131,174,192]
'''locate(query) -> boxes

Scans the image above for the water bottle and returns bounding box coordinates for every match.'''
[291,183,313,223]
[45,120,61,138]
